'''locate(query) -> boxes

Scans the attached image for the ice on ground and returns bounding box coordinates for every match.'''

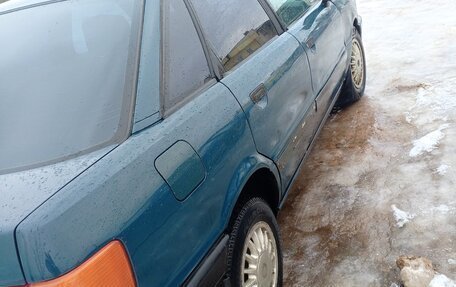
[409,124,450,157]
[421,204,456,216]
[435,164,451,175]
[448,259,456,265]
[404,83,456,128]
[433,205,451,214]
[429,274,456,287]
[280,0,456,284]
[391,205,416,228]
[415,86,456,116]
[416,87,432,105]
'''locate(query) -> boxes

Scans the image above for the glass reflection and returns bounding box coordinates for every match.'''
[269,0,315,27]
[190,0,278,72]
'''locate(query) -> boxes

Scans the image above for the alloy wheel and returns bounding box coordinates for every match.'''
[241,221,279,287]
[350,37,365,90]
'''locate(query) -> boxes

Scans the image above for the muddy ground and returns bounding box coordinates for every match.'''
[278,0,456,286]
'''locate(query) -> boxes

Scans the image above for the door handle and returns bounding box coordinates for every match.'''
[306,37,316,50]
[250,84,267,104]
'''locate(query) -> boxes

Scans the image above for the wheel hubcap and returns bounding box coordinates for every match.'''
[241,221,278,287]
[350,38,364,90]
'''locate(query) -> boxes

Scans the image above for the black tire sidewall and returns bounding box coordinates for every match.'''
[350,29,366,99]
[336,28,366,108]
[227,198,283,287]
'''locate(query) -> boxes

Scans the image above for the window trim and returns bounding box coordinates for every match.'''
[159,0,166,116]
[183,0,221,80]
[132,0,162,133]
[162,78,218,118]
[160,0,217,117]
[258,0,286,33]
[186,0,286,77]
[121,0,146,139]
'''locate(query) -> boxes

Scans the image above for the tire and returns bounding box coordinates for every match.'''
[227,198,283,287]
[335,27,366,108]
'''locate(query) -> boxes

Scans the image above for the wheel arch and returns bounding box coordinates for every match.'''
[223,155,281,233]
[354,17,362,37]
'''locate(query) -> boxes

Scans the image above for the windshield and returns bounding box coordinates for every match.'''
[0,0,142,174]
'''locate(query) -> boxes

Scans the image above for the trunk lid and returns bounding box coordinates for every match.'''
[0,146,113,287]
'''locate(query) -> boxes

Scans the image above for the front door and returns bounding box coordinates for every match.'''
[286,0,347,110]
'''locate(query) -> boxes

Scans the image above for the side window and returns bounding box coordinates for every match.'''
[268,0,316,27]
[163,0,211,112]
[190,0,278,72]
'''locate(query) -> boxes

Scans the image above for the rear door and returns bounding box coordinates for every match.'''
[188,0,317,188]
[123,0,260,285]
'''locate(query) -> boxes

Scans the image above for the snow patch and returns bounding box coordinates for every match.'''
[429,274,456,287]
[448,259,456,265]
[405,112,413,124]
[435,164,451,175]
[409,124,450,157]
[415,87,433,107]
[405,84,456,127]
[422,204,456,215]
[391,205,416,228]
[434,205,451,214]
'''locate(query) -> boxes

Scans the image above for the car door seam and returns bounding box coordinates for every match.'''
[286,31,317,96]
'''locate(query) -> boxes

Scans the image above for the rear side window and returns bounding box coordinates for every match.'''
[0,0,142,173]
[162,0,211,112]
[190,0,277,72]
[268,0,315,27]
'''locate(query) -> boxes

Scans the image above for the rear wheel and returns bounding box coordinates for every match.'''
[335,27,366,108]
[227,198,283,287]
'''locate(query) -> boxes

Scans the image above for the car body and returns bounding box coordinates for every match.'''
[0,0,364,286]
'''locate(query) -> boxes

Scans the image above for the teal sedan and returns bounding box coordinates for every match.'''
[0,0,365,286]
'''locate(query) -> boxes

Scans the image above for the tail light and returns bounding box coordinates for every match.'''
[18,240,136,287]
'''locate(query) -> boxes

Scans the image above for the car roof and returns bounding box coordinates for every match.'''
[0,0,61,14]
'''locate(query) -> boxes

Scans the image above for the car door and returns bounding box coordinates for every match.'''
[274,0,347,117]
[188,0,317,189]
[124,0,259,285]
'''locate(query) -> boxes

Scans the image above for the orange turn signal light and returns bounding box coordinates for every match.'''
[29,240,136,287]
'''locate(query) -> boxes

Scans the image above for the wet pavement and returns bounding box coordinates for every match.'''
[278,0,456,286]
